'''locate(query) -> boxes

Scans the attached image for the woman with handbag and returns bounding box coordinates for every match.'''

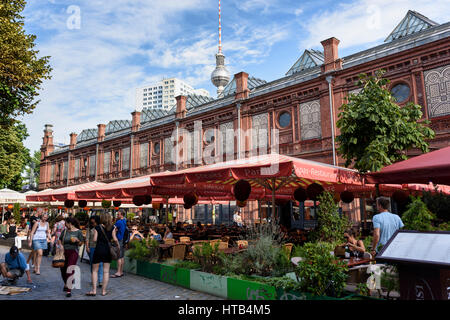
[86,212,119,297]
[58,217,84,297]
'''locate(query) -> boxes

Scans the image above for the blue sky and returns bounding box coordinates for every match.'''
[20,0,450,153]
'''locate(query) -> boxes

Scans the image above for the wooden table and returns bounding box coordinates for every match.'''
[158,243,174,260]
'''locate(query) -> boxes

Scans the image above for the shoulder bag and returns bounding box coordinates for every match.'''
[100,225,120,260]
[52,229,66,268]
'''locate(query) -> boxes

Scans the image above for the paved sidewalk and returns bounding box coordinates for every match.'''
[0,246,221,300]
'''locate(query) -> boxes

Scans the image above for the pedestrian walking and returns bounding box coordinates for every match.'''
[111,210,127,278]
[86,212,119,297]
[58,217,84,297]
[51,215,65,256]
[28,213,51,275]
[27,211,40,268]
[85,215,103,288]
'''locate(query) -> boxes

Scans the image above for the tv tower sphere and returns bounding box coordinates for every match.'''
[211,52,230,96]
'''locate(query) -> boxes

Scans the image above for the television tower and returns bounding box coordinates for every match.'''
[210,0,230,96]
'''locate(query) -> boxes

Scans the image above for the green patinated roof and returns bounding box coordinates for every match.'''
[105,120,131,135]
[77,128,97,142]
[286,49,324,76]
[141,107,171,123]
[385,10,438,42]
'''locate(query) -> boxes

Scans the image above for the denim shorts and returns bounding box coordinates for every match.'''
[32,239,48,250]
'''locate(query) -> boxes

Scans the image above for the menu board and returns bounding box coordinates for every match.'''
[377,231,450,266]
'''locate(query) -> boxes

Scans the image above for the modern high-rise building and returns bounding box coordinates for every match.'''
[135,77,210,110]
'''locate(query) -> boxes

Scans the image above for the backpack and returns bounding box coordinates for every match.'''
[122,225,130,245]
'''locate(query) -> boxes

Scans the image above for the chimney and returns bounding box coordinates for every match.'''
[41,124,54,157]
[175,95,187,119]
[97,124,106,142]
[69,133,77,150]
[320,37,343,73]
[234,72,249,100]
[132,111,141,132]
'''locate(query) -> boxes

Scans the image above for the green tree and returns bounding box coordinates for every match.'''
[24,150,40,188]
[311,191,351,243]
[0,0,52,126]
[402,196,435,231]
[0,122,30,189]
[422,189,450,222]
[13,203,21,222]
[336,70,435,173]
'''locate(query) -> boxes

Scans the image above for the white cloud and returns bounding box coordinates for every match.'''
[298,0,450,51]
[294,8,303,16]
[20,0,288,152]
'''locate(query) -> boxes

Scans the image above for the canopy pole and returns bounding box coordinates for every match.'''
[271,178,276,223]
[165,196,170,225]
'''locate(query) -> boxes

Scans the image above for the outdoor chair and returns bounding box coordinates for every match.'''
[282,243,294,259]
[210,239,220,247]
[179,236,191,243]
[164,238,175,245]
[218,241,229,251]
[236,240,248,248]
[171,244,187,260]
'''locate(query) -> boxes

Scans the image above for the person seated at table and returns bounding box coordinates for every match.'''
[4,218,17,239]
[129,225,145,242]
[0,219,8,239]
[163,225,173,240]
[147,228,162,242]
[0,246,32,284]
[343,229,365,257]
[195,221,204,231]
[175,222,184,232]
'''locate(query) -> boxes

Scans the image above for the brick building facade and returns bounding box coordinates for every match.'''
[39,11,450,224]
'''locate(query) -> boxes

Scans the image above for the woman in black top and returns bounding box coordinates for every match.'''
[86,212,119,297]
[5,218,17,239]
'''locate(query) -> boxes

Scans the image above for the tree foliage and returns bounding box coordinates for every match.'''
[336,70,435,173]
[294,242,348,297]
[402,196,436,231]
[0,122,30,189]
[422,189,450,222]
[0,0,52,126]
[23,150,40,188]
[311,191,351,243]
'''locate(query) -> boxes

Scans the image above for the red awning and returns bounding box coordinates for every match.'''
[76,175,152,200]
[366,146,450,185]
[150,153,363,189]
[27,182,106,202]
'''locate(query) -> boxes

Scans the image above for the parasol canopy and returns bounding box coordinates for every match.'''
[366,146,450,185]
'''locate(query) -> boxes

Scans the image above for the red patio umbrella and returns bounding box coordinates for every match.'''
[149,153,364,219]
[366,146,450,185]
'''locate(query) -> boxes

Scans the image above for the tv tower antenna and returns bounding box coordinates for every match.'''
[211,0,230,96]
[218,0,222,53]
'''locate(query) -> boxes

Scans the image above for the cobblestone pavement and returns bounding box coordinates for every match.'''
[0,246,222,300]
